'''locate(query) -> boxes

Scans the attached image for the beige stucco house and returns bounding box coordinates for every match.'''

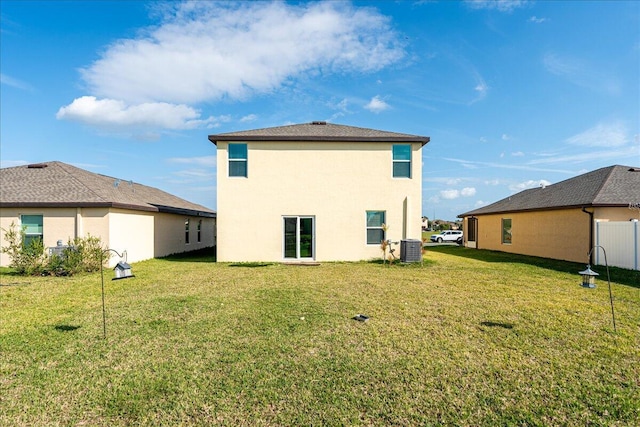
[458,165,640,264]
[0,161,216,267]
[209,121,430,262]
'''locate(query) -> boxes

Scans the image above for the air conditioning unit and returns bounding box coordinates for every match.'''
[400,239,422,263]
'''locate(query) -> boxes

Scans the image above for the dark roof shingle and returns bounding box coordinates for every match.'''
[209,121,430,145]
[0,161,215,217]
[459,165,640,217]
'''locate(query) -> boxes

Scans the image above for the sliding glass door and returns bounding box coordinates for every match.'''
[283,216,314,259]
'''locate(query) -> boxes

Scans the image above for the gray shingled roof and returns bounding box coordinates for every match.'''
[459,165,640,217]
[208,121,430,145]
[0,161,215,217]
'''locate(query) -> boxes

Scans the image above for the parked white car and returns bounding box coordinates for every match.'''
[430,230,463,243]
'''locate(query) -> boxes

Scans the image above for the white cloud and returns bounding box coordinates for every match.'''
[528,16,547,23]
[566,120,629,148]
[511,151,524,157]
[543,53,620,95]
[440,189,460,200]
[168,156,217,167]
[469,77,489,104]
[240,114,258,123]
[501,134,510,141]
[465,0,530,12]
[364,95,390,113]
[172,169,215,181]
[79,2,403,105]
[424,177,463,185]
[461,187,476,197]
[509,179,551,192]
[475,200,488,207]
[1,73,34,91]
[56,96,221,130]
[440,187,476,199]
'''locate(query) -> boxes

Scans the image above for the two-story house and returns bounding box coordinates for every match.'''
[209,121,430,262]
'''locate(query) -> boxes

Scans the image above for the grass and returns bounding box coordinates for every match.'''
[1,247,639,426]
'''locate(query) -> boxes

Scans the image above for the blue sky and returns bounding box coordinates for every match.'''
[1,0,638,220]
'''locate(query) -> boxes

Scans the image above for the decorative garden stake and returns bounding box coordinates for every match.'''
[100,249,134,339]
[578,245,616,333]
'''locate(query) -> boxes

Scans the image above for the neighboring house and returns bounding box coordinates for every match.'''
[209,121,430,262]
[0,161,216,267]
[458,165,640,264]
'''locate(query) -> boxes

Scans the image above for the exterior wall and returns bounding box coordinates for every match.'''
[217,141,422,262]
[153,212,216,258]
[0,206,216,267]
[108,208,155,264]
[594,206,639,222]
[0,207,109,267]
[466,208,591,263]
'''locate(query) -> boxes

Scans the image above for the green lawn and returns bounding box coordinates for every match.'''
[1,247,639,426]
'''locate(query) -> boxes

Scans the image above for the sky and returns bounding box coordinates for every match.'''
[1,0,639,221]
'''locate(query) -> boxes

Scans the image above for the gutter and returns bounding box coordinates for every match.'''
[581,207,594,263]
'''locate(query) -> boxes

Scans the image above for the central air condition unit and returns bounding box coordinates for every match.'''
[400,239,422,263]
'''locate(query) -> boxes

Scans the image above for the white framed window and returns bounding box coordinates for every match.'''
[197,220,202,243]
[229,143,248,177]
[366,211,386,245]
[21,214,43,247]
[185,219,190,244]
[392,144,411,178]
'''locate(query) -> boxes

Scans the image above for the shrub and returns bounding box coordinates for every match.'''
[1,222,47,275]
[1,222,105,276]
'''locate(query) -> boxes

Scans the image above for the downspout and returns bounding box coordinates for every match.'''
[581,207,594,263]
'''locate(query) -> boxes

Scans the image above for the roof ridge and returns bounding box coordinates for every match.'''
[56,162,110,203]
[590,165,617,202]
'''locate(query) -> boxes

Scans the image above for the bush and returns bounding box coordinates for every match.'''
[1,222,47,275]
[1,222,105,276]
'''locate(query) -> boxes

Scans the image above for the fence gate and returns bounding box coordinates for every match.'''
[595,221,639,270]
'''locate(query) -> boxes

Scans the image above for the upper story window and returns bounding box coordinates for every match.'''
[229,143,248,177]
[21,215,43,247]
[366,211,386,245]
[392,144,411,178]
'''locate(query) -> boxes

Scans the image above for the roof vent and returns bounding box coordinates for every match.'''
[311,121,326,125]
[628,168,640,172]
[27,163,48,169]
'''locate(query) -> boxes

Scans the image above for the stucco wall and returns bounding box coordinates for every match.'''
[108,208,155,264]
[1,207,216,267]
[153,212,216,258]
[217,141,423,262]
[0,207,110,267]
[466,208,591,263]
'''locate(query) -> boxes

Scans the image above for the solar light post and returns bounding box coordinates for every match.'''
[100,249,134,339]
[579,245,616,333]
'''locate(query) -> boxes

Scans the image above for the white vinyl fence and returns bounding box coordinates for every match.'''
[594,221,640,270]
